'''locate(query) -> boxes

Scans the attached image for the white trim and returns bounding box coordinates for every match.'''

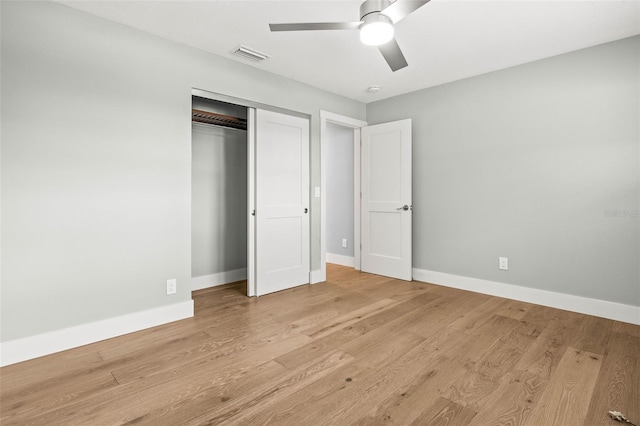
[320,111,367,285]
[353,128,362,271]
[321,111,369,129]
[310,269,326,284]
[191,268,248,291]
[413,268,640,325]
[326,253,355,268]
[247,107,256,297]
[0,300,194,367]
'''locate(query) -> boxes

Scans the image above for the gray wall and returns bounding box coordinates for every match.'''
[367,36,640,307]
[0,1,365,342]
[326,123,354,257]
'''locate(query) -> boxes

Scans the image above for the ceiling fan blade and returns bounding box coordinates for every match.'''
[381,0,430,23]
[269,22,362,32]
[378,38,408,72]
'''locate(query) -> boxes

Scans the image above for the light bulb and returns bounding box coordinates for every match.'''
[360,14,394,46]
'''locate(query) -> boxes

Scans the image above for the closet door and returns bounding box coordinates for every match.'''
[254,109,310,296]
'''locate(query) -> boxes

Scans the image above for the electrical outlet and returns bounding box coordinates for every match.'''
[499,257,509,271]
[342,238,348,248]
[166,279,177,295]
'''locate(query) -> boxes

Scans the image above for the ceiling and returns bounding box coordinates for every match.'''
[57,0,640,103]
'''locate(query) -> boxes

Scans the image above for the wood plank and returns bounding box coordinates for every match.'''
[111,321,311,384]
[515,316,577,379]
[442,319,538,411]
[466,370,548,426]
[340,330,426,368]
[344,292,443,337]
[0,348,106,389]
[446,297,511,334]
[109,331,225,384]
[567,314,613,355]
[274,292,440,370]
[302,298,400,339]
[494,299,535,320]
[585,331,640,425]
[403,291,491,339]
[274,328,356,371]
[185,350,355,425]
[219,361,374,425]
[122,359,289,425]
[611,320,640,338]
[520,303,562,325]
[349,278,436,303]
[523,347,603,426]
[0,370,118,423]
[270,287,380,329]
[413,397,477,426]
[3,333,312,425]
[353,356,469,425]
[268,335,473,426]
[350,315,533,425]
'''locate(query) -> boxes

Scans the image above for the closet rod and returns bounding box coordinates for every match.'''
[192,120,247,132]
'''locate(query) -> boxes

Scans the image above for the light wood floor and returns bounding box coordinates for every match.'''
[1,264,638,425]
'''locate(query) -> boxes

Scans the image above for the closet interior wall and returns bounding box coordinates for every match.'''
[191,96,248,290]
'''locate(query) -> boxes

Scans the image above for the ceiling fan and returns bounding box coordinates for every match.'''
[269,0,430,72]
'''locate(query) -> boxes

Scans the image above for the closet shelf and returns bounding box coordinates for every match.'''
[192,109,247,130]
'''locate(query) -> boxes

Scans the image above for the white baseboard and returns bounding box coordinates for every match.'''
[310,268,326,284]
[0,300,194,367]
[191,268,247,291]
[412,268,640,325]
[326,253,355,268]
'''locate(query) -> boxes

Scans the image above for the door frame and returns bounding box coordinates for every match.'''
[319,111,367,281]
[192,88,311,297]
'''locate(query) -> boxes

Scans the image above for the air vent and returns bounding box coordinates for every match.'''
[231,45,270,62]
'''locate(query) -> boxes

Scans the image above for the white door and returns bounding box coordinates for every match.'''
[361,119,412,281]
[254,109,310,296]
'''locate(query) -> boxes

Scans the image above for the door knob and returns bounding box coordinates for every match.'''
[397,205,409,211]
[304,208,308,213]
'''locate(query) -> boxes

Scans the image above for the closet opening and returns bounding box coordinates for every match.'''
[191,96,248,294]
[191,88,311,297]
[325,122,356,268]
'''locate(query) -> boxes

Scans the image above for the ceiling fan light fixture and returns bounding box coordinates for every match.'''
[359,13,394,46]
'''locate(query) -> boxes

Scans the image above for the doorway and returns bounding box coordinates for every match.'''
[191,92,311,297]
[325,122,356,267]
[320,111,367,279]
[320,111,413,282]
[191,96,248,292]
